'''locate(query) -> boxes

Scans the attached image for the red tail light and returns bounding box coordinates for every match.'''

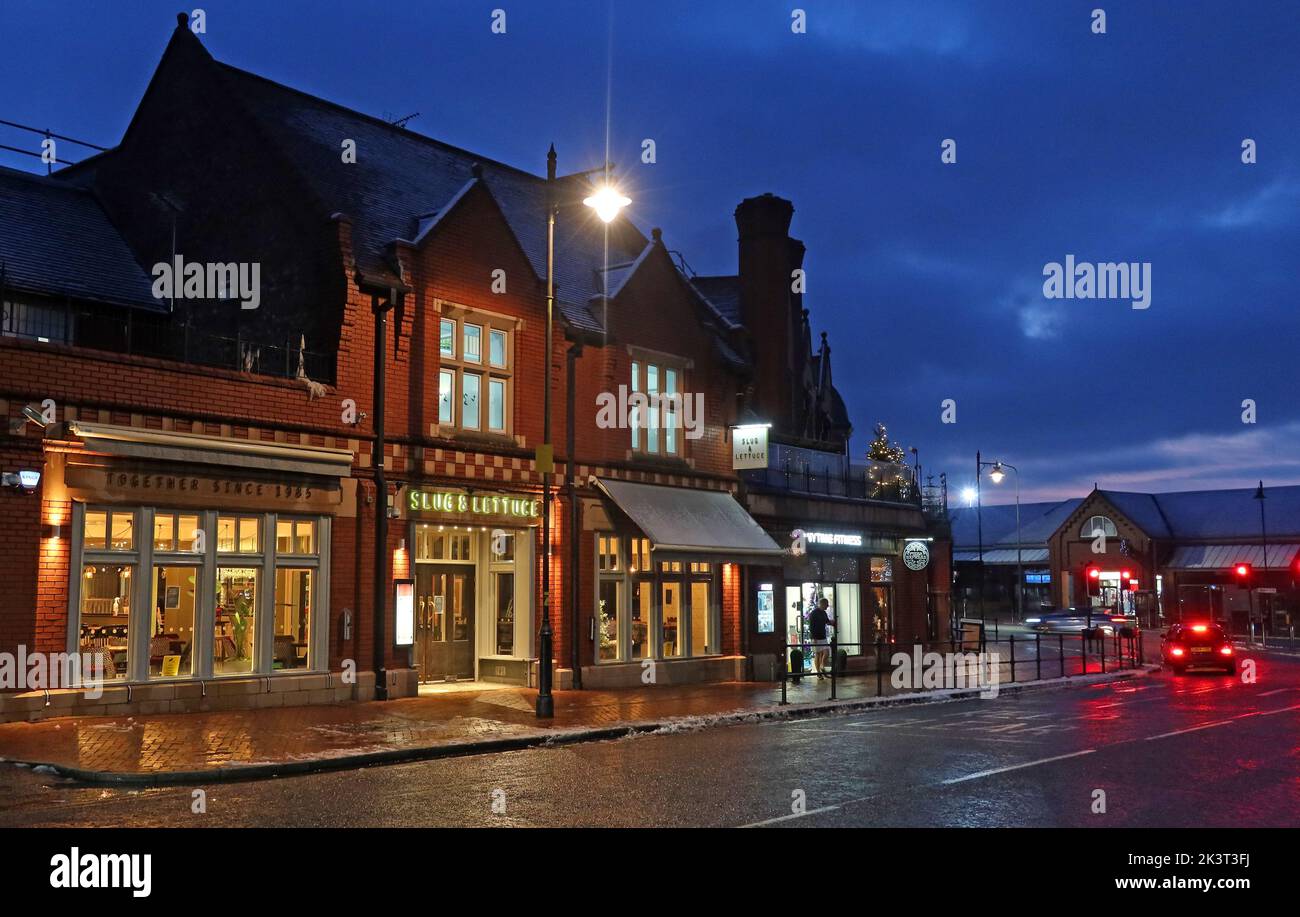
[1191,624,1208,633]
[1170,647,1185,657]
[1111,616,1127,623]
[1219,645,1233,656]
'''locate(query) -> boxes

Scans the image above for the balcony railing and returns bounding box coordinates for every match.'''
[740,442,920,506]
[1,298,334,383]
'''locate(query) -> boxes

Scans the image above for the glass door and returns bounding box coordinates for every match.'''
[415,564,476,681]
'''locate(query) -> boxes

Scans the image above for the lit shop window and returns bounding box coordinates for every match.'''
[153,513,202,553]
[84,510,134,551]
[214,567,258,676]
[276,518,316,555]
[438,311,512,434]
[150,566,197,677]
[870,557,894,583]
[273,568,312,670]
[1080,515,1118,539]
[596,534,716,662]
[217,515,260,553]
[78,563,132,680]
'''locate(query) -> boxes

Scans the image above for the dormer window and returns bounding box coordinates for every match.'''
[1080,515,1118,539]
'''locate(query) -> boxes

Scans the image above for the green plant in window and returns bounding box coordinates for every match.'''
[231,592,252,660]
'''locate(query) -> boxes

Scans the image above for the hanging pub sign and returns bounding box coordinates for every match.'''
[732,424,769,471]
[407,488,540,520]
[902,539,931,571]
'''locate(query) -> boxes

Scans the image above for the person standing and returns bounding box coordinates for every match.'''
[808,596,834,679]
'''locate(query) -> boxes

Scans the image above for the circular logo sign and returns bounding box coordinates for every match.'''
[902,540,930,571]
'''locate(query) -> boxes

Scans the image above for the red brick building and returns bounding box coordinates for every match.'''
[0,15,948,719]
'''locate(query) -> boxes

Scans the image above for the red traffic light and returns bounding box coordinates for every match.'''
[1234,563,1252,578]
[1087,565,1101,579]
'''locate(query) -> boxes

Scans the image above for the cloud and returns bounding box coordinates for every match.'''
[1202,177,1300,230]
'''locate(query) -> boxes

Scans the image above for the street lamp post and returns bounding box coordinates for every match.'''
[1255,481,1268,640]
[988,461,1022,622]
[535,146,629,719]
[977,454,1022,624]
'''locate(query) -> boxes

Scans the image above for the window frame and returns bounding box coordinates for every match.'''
[435,304,516,437]
[627,351,688,459]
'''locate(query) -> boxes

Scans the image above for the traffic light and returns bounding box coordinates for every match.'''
[1120,568,1132,592]
[1085,564,1101,596]
[1233,563,1252,585]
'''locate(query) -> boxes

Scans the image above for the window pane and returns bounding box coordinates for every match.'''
[834,584,861,656]
[83,511,107,550]
[276,520,294,553]
[661,581,681,657]
[273,568,312,670]
[150,566,197,677]
[78,564,132,680]
[494,571,514,655]
[599,579,620,661]
[178,515,201,553]
[217,516,237,553]
[632,582,652,660]
[463,324,482,363]
[295,520,314,554]
[440,318,455,357]
[439,369,455,423]
[488,378,505,431]
[490,531,514,561]
[691,580,710,656]
[630,361,640,449]
[462,372,481,429]
[153,514,175,552]
[646,364,659,452]
[240,517,259,552]
[489,329,507,367]
[109,512,134,551]
[215,567,258,675]
[665,368,678,454]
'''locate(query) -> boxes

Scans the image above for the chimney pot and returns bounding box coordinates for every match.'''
[177,11,188,27]
[651,227,662,243]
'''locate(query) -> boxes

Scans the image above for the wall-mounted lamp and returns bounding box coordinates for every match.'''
[1,470,41,494]
[42,523,62,539]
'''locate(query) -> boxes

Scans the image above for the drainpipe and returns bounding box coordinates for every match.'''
[567,340,583,688]
[371,287,398,701]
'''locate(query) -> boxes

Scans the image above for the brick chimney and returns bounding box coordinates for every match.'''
[736,193,799,432]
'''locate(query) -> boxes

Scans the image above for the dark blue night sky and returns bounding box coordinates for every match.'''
[3,0,1298,502]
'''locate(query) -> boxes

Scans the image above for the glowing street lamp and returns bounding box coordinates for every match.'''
[583,185,631,223]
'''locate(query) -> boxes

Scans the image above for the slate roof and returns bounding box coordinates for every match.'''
[0,165,160,311]
[1099,486,1300,540]
[214,62,645,333]
[949,499,1083,550]
[690,275,742,325]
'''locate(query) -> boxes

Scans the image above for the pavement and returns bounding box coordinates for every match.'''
[0,648,1152,785]
[1,650,1293,828]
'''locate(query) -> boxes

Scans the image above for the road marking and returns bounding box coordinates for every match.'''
[1258,688,1299,697]
[1257,702,1300,716]
[940,749,1096,785]
[1144,720,1237,740]
[742,804,841,827]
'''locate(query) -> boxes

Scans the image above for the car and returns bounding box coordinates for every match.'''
[1025,606,1124,636]
[1162,622,1235,674]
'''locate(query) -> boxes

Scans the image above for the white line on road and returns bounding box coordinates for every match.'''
[1258,688,1299,697]
[940,749,1097,785]
[1144,720,1238,740]
[742,804,842,828]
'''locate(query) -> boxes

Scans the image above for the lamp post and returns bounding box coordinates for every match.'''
[987,461,1022,622]
[1255,481,1268,639]
[535,147,629,719]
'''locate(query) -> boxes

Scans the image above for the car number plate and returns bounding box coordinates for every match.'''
[1191,646,1212,653]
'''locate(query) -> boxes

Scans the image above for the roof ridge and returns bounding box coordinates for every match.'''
[214,61,550,184]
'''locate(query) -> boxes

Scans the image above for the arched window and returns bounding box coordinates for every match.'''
[1080,515,1118,539]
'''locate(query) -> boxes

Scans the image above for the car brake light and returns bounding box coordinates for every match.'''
[1170,647,1185,656]
[1111,616,1126,623]
[1220,645,1233,656]
[1191,624,1208,633]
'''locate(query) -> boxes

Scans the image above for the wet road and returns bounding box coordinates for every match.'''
[1,650,1297,828]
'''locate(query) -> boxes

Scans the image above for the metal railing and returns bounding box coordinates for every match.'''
[1,299,334,383]
[778,629,1145,705]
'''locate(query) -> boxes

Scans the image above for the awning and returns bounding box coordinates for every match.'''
[594,477,784,564]
[59,422,354,478]
[1166,543,1300,570]
[954,548,1049,565]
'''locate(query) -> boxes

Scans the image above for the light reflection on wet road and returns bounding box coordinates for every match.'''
[2,652,1297,827]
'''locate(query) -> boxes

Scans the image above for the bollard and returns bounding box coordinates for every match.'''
[876,640,884,697]
[830,634,838,700]
[1009,634,1016,683]
[781,644,788,706]
[1036,632,1042,681]
[1059,633,1065,678]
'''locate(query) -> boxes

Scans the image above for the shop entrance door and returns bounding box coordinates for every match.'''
[415,564,476,681]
